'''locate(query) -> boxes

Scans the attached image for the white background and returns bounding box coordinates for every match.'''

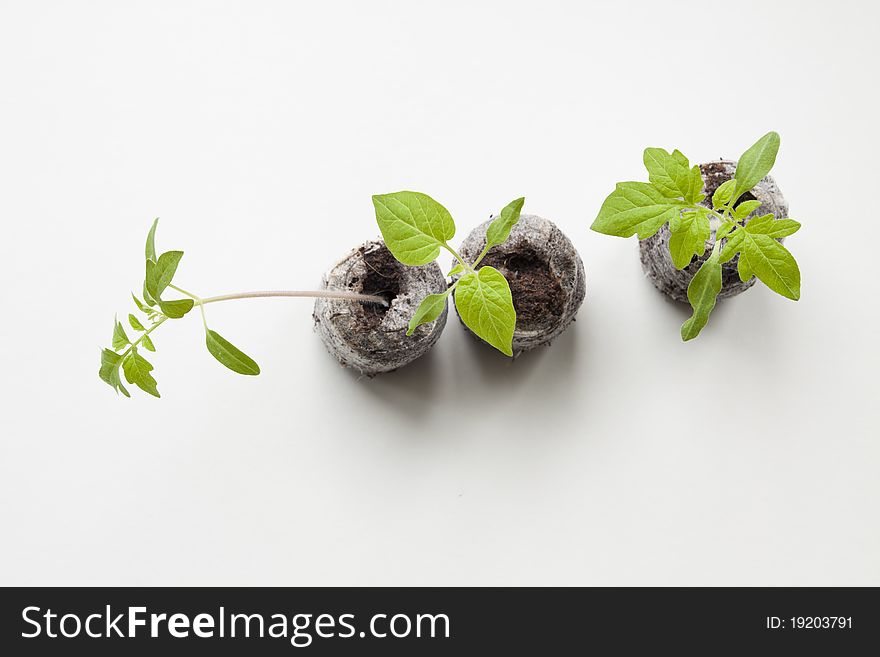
[1,0,878,586]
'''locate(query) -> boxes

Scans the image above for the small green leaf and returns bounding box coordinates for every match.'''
[128,313,146,331]
[591,182,683,239]
[734,131,780,195]
[736,232,801,300]
[143,278,157,307]
[733,199,762,220]
[206,330,260,375]
[145,218,159,263]
[98,348,129,397]
[112,318,130,350]
[712,179,737,210]
[485,197,525,249]
[668,208,710,269]
[149,250,184,298]
[715,221,735,243]
[685,165,705,205]
[141,333,156,352]
[371,191,456,266]
[454,268,516,357]
[158,298,194,319]
[407,290,451,336]
[681,247,723,341]
[719,229,746,263]
[744,214,801,238]
[132,294,152,314]
[643,148,692,199]
[448,263,465,277]
[122,351,160,397]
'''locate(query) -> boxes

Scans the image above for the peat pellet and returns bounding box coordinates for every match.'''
[455,214,586,354]
[314,240,448,375]
[639,160,789,302]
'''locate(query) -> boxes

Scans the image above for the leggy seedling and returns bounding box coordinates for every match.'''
[372,191,524,356]
[99,220,386,397]
[591,132,801,340]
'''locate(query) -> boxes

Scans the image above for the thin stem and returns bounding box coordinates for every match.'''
[118,316,168,360]
[197,290,389,307]
[441,243,472,274]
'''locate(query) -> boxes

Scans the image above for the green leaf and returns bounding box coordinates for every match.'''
[716,221,735,243]
[122,351,160,397]
[681,246,723,341]
[668,208,711,269]
[591,182,683,239]
[454,267,516,357]
[485,197,525,249]
[128,313,146,331]
[141,333,156,352]
[643,148,691,199]
[206,330,260,375]
[145,218,159,263]
[132,294,152,314]
[719,228,746,263]
[372,191,456,266]
[712,179,737,210]
[98,348,130,397]
[448,263,465,277]
[733,199,762,220]
[685,165,705,205]
[743,214,801,238]
[736,232,801,300]
[734,131,780,195]
[148,250,184,299]
[143,279,157,307]
[112,318,130,350]
[158,298,194,319]
[407,290,451,336]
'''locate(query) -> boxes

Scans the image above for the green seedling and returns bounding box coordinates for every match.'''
[372,191,524,356]
[591,132,801,340]
[99,220,386,398]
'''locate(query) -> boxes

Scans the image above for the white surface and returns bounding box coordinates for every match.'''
[1,0,878,586]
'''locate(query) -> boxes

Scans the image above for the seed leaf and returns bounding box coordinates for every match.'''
[206,329,260,375]
[158,298,194,319]
[681,246,723,341]
[407,290,451,336]
[112,318,130,350]
[122,351,160,397]
[145,218,159,263]
[128,313,146,331]
[668,208,711,269]
[372,191,456,266]
[591,181,683,239]
[454,268,516,356]
[485,197,525,250]
[735,131,780,195]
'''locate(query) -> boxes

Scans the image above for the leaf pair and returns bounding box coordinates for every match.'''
[372,192,523,356]
[591,132,802,341]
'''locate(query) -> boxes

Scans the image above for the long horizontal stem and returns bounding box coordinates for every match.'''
[195,290,389,307]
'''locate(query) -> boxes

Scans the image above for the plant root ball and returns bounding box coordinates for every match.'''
[639,160,789,303]
[454,214,586,354]
[313,240,448,375]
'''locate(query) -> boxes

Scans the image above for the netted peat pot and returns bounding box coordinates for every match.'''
[639,160,789,302]
[454,214,586,354]
[314,240,448,375]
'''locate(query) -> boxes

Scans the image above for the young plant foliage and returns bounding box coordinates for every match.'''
[591,132,801,340]
[373,192,525,356]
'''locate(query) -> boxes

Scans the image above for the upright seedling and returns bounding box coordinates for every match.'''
[372,191,524,356]
[591,132,801,340]
[99,220,385,397]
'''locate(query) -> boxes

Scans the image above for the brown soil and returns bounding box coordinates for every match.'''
[351,245,401,330]
[479,249,564,328]
[700,161,757,209]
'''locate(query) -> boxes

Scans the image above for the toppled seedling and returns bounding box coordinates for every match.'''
[372,191,525,356]
[591,132,802,340]
[99,220,386,397]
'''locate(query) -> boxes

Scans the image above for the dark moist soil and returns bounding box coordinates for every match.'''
[700,161,757,210]
[479,249,564,328]
[351,246,401,330]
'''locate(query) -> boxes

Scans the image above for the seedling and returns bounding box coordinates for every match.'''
[372,191,524,356]
[591,132,801,340]
[99,220,386,398]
